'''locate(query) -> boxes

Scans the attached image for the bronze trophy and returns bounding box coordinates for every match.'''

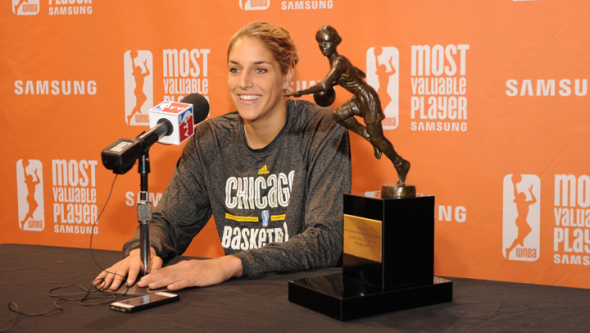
[287,26,452,320]
[286,25,414,199]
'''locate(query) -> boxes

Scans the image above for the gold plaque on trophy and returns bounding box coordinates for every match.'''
[343,214,382,263]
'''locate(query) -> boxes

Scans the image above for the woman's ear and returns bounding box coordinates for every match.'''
[283,68,294,90]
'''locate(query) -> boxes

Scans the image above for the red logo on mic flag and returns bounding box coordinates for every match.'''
[149,101,194,145]
[178,109,194,142]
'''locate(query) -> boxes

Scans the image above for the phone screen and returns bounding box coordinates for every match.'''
[110,292,179,313]
[121,293,170,306]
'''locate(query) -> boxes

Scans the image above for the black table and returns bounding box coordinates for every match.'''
[1,244,590,332]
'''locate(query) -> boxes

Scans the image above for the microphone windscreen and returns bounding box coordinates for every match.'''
[181,93,209,124]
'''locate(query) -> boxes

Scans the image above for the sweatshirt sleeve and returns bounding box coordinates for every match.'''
[233,108,352,277]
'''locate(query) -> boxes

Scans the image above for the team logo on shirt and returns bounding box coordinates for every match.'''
[221,222,290,251]
[225,171,294,210]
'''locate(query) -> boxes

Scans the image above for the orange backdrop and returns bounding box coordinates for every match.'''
[2,0,589,288]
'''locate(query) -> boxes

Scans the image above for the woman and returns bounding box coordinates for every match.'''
[95,22,351,291]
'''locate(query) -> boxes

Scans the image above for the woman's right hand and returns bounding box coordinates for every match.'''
[93,248,163,291]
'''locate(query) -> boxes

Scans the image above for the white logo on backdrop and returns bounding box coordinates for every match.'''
[239,0,270,10]
[503,174,541,261]
[13,0,40,15]
[366,47,399,130]
[16,159,45,231]
[124,50,153,126]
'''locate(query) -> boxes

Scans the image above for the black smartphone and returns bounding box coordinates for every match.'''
[109,292,179,313]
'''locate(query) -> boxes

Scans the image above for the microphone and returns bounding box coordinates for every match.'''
[149,94,209,145]
[102,94,209,174]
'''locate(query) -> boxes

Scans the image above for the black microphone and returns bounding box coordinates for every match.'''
[102,94,209,174]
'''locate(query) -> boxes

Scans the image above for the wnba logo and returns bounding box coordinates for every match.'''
[16,159,45,231]
[502,174,541,261]
[124,50,154,126]
[239,0,270,10]
[366,47,399,130]
[13,0,39,15]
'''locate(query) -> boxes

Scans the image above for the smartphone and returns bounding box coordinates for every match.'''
[110,292,179,313]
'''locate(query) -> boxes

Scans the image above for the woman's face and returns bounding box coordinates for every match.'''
[227,37,291,125]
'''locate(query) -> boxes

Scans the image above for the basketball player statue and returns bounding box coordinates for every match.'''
[287,25,414,198]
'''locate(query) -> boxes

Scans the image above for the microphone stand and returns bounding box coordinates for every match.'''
[137,152,152,276]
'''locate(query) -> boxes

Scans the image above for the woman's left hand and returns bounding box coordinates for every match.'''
[136,255,243,291]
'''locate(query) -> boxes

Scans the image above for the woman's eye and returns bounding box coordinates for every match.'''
[229,67,240,74]
[256,68,268,74]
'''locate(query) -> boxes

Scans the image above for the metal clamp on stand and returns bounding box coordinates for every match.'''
[137,153,152,275]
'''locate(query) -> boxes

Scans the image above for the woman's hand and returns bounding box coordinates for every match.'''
[136,255,243,291]
[93,248,163,291]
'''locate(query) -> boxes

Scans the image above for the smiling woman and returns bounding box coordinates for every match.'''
[227,37,290,148]
[226,22,297,149]
[94,21,351,293]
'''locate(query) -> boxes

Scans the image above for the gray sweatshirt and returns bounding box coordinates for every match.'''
[124,99,352,277]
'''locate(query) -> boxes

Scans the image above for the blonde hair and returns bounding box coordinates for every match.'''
[227,22,299,74]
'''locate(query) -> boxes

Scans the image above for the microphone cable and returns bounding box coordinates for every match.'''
[0,174,133,332]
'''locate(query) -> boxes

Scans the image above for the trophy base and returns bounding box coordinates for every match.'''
[381,183,416,199]
[288,273,452,321]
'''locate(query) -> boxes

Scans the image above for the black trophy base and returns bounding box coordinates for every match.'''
[288,273,452,321]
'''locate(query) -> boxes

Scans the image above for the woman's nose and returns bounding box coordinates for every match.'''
[239,73,253,89]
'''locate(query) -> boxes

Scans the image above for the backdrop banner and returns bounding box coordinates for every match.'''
[2,0,589,288]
